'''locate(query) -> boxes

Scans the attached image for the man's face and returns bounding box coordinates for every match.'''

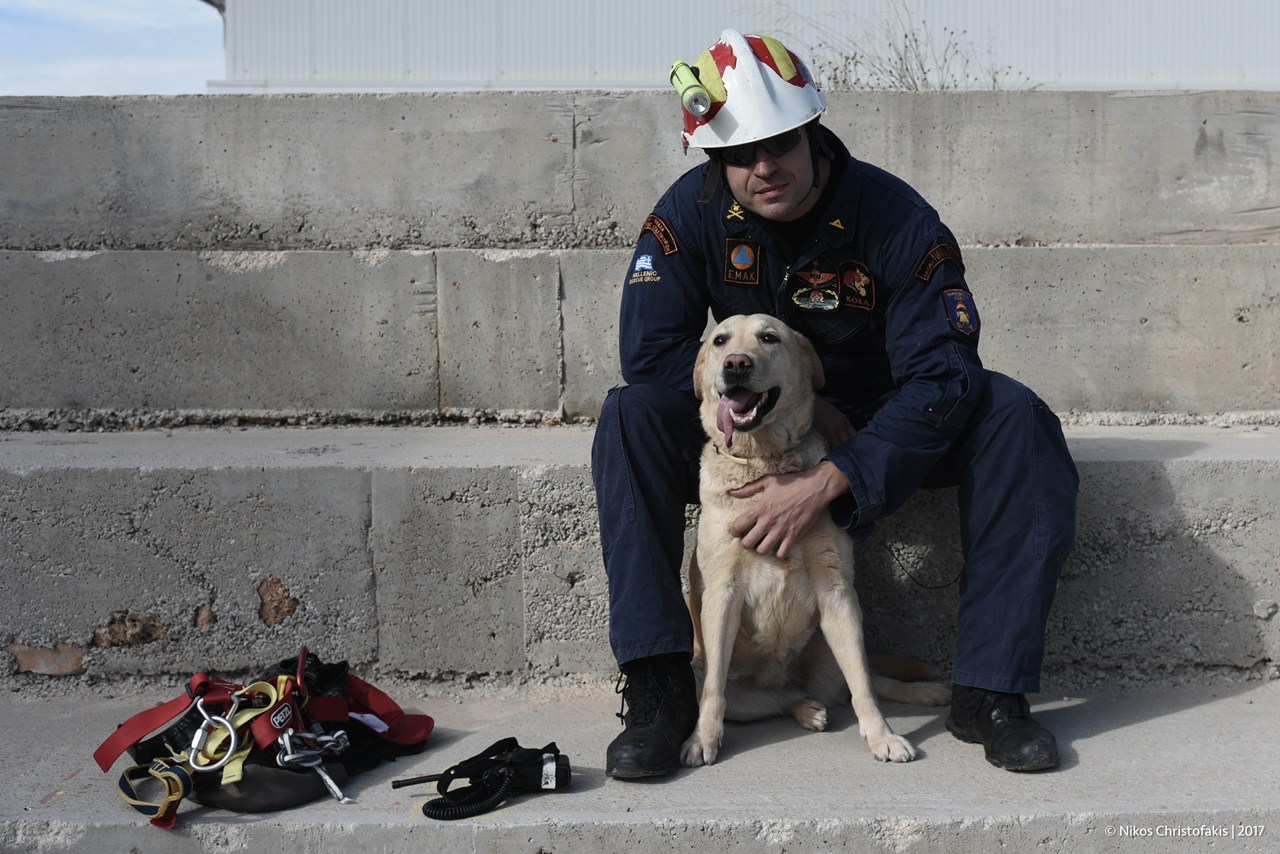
[720,126,818,223]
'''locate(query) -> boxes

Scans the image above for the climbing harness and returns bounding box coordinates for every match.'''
[94,646,432,828]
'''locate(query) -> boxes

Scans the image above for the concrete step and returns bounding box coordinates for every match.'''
[2,424,1278,694]
[4,245,1280,420]
[5,92,1279,251]
[2,680,1277,852]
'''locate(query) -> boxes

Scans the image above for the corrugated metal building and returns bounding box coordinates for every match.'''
[208,0,1280,92]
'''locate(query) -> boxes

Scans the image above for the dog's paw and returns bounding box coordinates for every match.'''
[863,729,918,763]
[680,731,722,767]
[680,727,721,773]
[904,680,952,706]
[788,698,829,731]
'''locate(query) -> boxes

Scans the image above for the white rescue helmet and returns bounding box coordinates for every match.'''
[676,29,827,150]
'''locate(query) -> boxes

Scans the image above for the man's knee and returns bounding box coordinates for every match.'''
[597,384,702,449]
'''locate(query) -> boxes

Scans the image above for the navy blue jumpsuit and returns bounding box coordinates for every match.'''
[591,128,1078,694]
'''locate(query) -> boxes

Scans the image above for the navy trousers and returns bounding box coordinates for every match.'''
[590,371,1079,694]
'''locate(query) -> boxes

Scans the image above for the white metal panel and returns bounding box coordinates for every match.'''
[905,0,1280,90]
[215,0,1280,91]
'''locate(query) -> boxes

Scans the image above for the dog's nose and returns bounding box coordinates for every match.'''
[723,353,753,378]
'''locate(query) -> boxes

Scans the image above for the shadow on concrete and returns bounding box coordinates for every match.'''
[846,436,1275,768]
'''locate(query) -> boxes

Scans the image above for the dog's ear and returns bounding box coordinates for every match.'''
[798,333,825,390]
[693,338,710,400]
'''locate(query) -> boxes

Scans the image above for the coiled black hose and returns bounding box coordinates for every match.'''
[421,767,516,820]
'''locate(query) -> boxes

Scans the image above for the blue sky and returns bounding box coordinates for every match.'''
[0,0,223,96]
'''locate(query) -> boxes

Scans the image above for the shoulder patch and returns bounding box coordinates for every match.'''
[641,214,680,256]
[943,289,979,335]
[627,253,661,285]
[914,242,965,282]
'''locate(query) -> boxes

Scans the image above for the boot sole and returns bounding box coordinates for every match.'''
[946,716,1058,772]
[606,759,679,780]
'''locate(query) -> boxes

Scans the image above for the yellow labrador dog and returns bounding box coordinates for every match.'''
[681,314,949,767]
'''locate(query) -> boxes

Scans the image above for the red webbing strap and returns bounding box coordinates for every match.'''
[93,673,226,772]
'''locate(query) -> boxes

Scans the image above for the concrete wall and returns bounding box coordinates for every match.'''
[2,92,1278,692]
[2,426,1276,692]
[3,92,1279,424]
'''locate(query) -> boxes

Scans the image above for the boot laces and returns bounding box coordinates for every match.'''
[614,666,668,727]
[984,691,1031,725]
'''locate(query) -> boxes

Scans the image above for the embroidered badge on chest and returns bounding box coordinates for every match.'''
[724,239,762,286]
[791,258,840,311]
[838,261,876,311]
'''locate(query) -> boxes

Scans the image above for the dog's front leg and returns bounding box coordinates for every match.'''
[815,579,918,763]
[680,581,743,767]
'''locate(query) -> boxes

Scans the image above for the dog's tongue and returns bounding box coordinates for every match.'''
[716,389,761,449]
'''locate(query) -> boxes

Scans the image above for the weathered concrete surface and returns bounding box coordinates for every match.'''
[2,245,1278,419]
[435,249,561,414]
[2,681,1277,853]
[3,92,1278,250]
[1,425,1276,693]
[0,249,437,411]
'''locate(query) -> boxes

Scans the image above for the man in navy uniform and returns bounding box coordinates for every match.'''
[592,29,1078,779]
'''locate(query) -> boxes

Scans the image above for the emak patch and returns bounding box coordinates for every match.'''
[790,258,839,311]
[724,238,762,286]
[838,261,875,311]
[943,289,979,335]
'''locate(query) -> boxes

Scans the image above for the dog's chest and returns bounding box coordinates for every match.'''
[736,561,819,657]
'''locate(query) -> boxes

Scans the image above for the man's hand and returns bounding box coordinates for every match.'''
[728,460,851,559]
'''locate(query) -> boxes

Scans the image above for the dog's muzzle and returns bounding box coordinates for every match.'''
[716,385,779,449]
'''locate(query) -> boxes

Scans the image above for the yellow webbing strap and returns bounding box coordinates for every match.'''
[117,759,193,829]
[195,678,292,785]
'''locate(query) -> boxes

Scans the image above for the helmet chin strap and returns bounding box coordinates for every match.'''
[698,155,722,204]
[808,120,833,192]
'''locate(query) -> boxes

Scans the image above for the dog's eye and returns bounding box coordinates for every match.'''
[760,331,780,344]
[713,334,728,347]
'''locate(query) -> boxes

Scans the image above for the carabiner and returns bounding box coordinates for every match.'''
[188,695,240,773]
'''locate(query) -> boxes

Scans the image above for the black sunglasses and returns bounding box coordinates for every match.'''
[718,127,804,167]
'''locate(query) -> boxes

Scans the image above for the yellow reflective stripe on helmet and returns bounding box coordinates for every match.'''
[756,35,799,82]
[692,50,727,107]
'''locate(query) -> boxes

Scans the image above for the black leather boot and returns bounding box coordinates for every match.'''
[605,652,698,779]
[946,684,1059,771]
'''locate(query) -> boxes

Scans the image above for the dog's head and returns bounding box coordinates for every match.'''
[693,314,825,455]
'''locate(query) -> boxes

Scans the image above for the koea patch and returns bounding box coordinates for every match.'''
[838,261,875,311]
